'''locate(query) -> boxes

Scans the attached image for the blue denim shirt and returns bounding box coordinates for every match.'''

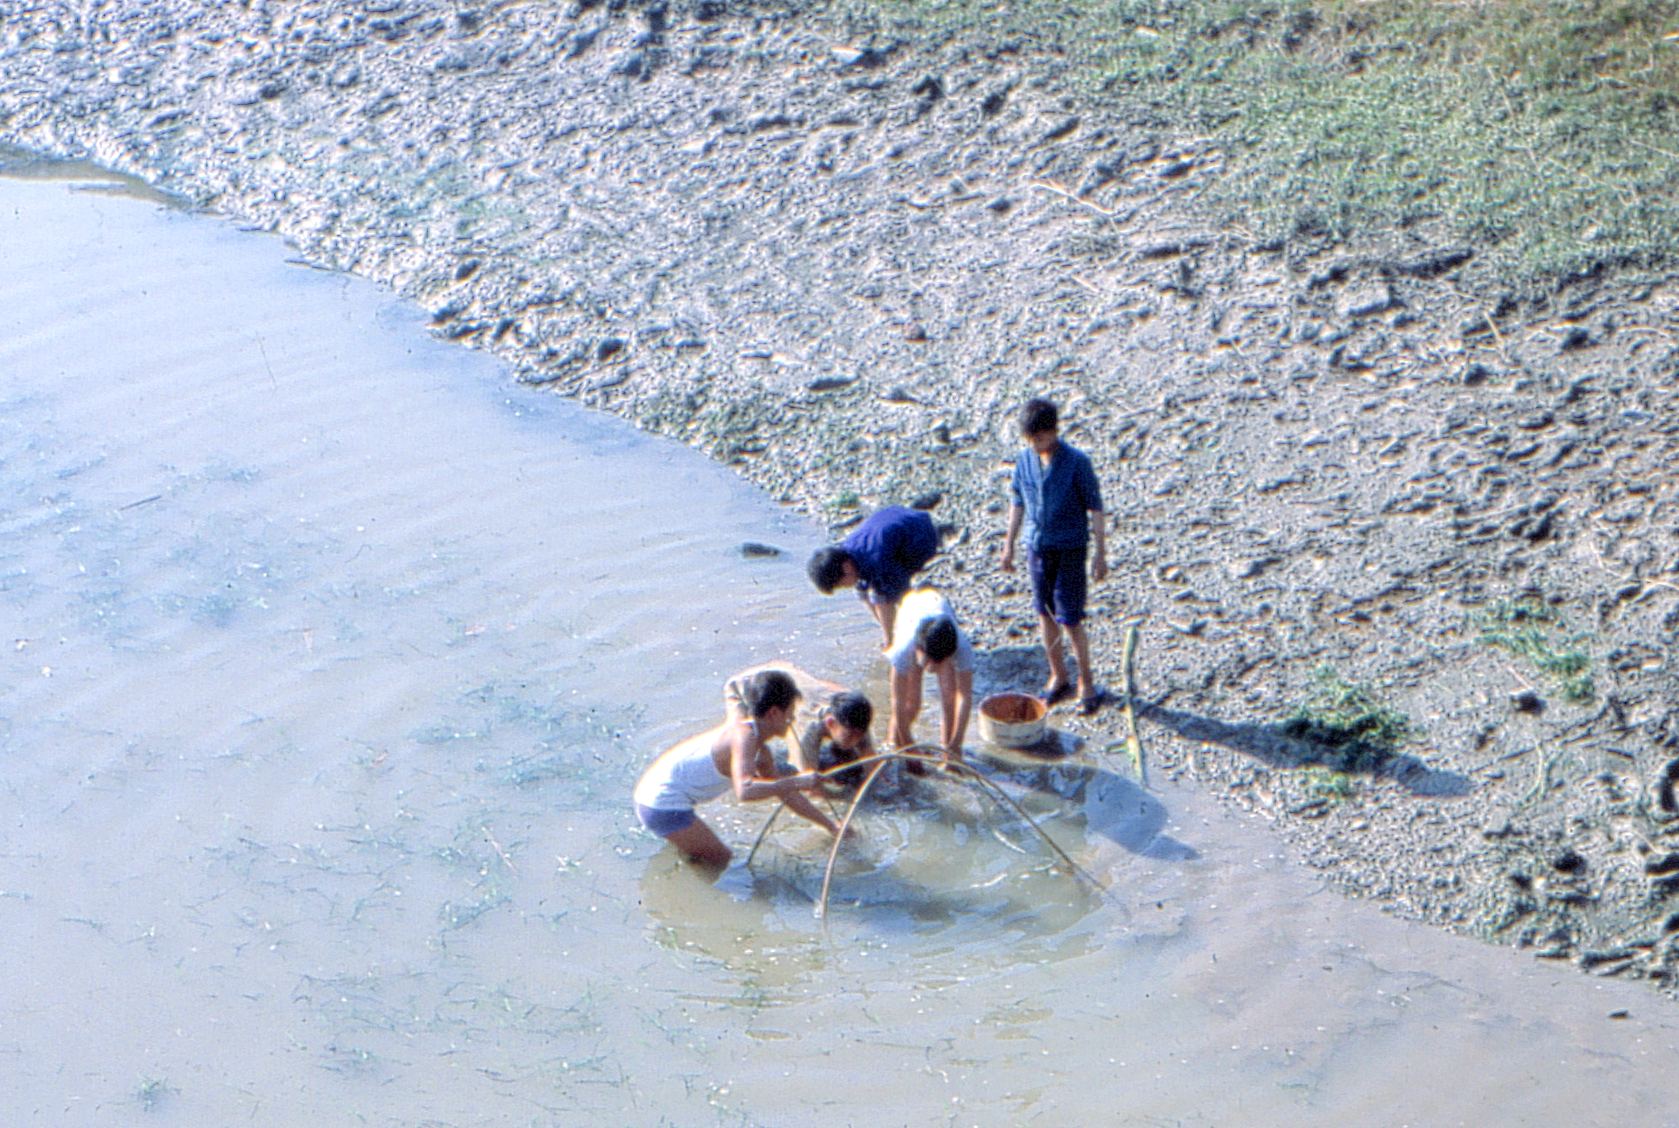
[841,506,939,604]
[1010,441,1103,552]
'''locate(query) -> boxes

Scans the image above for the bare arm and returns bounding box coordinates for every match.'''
[728,725,817,804]
[1000,503,1023,571]
[748,732,841,835]
[871,598,896,647]
[781,788,842,836]
[937,664,975,761]
[1082,456,1108,582]
[1090,510,1108,582]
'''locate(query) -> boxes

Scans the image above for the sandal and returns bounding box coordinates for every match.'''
[1078,690,1106,717]
[1039,682,1074,707]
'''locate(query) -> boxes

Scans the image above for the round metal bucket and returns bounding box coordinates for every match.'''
[978,692,1048,749]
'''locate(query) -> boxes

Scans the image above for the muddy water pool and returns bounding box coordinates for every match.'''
[1,169,1674,1126]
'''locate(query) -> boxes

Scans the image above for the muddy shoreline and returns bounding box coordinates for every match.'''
[5,1,1679,994]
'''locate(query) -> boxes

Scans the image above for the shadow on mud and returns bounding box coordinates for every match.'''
[1137,700,1472,797]
[972,644,1199,860]
[975,741,1199,861]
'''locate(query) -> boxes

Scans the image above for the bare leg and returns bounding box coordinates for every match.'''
[889,666,921,750]
[1065,622,1096,700]
[1038,610,1069,692]
[663,818,732,871]
[890,666,926,774]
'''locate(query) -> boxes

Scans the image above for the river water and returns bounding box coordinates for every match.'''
[1,165,1674,1127]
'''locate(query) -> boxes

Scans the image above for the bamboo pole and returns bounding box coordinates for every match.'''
[933,756,1101,890]
[1120,623,1148,788]
[742,798,788,870]
[814,759,893,919]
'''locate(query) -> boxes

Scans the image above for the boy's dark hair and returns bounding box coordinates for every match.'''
[1019,397,1059,436]
[914,616,959,664]
[806,546,852,594]
[829,691,873,733]
[744,670,800,718]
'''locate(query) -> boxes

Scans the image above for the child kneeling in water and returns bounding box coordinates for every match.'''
[722,661,878,789]
[633,669,844,868]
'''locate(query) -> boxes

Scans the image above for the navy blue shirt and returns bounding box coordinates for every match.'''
[1011,441,1103,552]
[841,506,939,603]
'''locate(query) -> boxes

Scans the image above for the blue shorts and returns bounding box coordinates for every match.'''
[635,803,697,836]
[1029,546,1088,626]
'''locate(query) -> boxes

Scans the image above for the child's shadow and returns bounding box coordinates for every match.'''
[1136,701,1472,797]
[973,643,1468,797]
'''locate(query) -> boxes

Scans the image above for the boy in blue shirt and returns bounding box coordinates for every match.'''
[807,505,940,646]
[998,398,1108,714]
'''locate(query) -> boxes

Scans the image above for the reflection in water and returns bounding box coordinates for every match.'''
[2,170,1676,1126]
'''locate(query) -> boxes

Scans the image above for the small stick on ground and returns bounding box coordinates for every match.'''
[1029,178,1119,218]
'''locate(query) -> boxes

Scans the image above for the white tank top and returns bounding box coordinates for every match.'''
[633,726,735,810]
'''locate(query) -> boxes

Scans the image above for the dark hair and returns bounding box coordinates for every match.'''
[743,670,800,718]
[807,546,852,594]
[829,691,873,733]
[915,616,958,664]
[1019,397,1059,436]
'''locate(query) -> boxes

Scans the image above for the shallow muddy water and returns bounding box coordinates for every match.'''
[2,168,1675,1127]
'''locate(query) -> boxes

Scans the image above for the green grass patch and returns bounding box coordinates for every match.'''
[1302,764,1357,801]
[1477,597,1595,702]
[1282,664,1412,770]
[841,0,1679,293]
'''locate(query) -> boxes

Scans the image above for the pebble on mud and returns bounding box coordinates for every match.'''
[807,375,857,392]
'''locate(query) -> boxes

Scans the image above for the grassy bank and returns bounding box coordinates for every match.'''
[848,0,1679,295]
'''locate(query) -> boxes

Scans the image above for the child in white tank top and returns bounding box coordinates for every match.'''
[632,669,846,869]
